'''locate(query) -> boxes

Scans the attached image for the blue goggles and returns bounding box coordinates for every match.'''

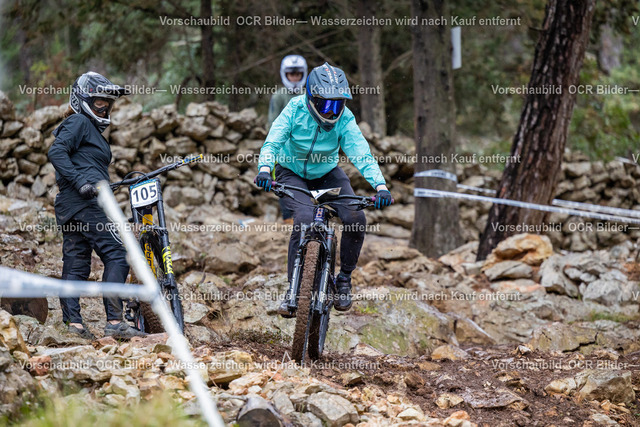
[311,97,345,118]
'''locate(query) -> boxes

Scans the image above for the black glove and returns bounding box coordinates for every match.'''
[375,189,392,209]
[254,171,272,192]
[78,183,98,200]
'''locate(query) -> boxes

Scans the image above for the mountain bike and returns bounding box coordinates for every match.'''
[110,154,203,334]
[271,182,391,363]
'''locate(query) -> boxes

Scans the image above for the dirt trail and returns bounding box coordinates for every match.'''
[211,332,640,426]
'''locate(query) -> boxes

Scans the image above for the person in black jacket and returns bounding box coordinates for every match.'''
[48,71,145,340]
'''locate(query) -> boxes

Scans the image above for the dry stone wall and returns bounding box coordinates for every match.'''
[1,91,638,252]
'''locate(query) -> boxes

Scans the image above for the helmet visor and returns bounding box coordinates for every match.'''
[311,97,345,119]
[89,97,115,117]
[284,66,305,74]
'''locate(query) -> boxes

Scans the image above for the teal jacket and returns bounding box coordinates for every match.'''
[258,95,386,189]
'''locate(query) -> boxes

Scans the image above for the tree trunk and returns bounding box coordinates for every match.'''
[356,0,386,136]
[409,0,462,257]
[476,0,596,261]
[200,0,216,100]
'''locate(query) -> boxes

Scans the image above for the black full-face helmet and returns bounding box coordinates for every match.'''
[69,71,129,132]
[305,62,352,132]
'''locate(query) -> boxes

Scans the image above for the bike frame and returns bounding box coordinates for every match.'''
[113,155,202,281]
[130,181,175,284]
[288,206,337,316]
[279,185,372,315]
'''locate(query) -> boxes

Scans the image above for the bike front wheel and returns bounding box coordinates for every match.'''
[138,233,184,333]
[308,236,336,360]
[291,240,321,364]
[308,306,331,360]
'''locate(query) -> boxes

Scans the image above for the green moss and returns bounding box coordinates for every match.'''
[388,290,451,341]
[345,290,453,356]
[7,390,205,427]
[325,328,356,354]
[587,311,635,323]
[354,303,379,315]
[359,321,410,355]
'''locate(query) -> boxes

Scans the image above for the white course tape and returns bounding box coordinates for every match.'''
[459,183,640,219]
[457,184,496,195]
[0,268,155,299]
[550,198,640,219]
[414,187,640,225]
[415,169,458,182]
[416,169,640,221]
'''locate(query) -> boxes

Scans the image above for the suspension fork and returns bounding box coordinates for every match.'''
[287,224,308,308]
[137,195,176,288]
[314,228,335,313]
[155,193,176,288]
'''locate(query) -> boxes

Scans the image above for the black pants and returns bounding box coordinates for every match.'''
[275,165,366,283]
[279,198,293,220]
[58,204,128,324]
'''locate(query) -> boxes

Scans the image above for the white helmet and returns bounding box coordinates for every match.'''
[280,55,307,93]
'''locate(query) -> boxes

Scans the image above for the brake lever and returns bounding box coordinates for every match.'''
[346,199,372,210]
[273,188,295,199]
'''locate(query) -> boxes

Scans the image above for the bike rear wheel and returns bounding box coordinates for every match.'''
[291,241,321,364]
[139,233,184,333]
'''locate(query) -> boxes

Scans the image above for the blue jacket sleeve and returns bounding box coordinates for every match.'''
[47,115,90,191]
[339,110,386,189]
[258,99,293,171]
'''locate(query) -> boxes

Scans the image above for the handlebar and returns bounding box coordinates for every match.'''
[110,154,203,190]
[270,181,394,209]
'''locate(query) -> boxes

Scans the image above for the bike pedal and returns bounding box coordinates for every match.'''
[157,278,172,288]
[277,302,297,318]
[278,309,296,319]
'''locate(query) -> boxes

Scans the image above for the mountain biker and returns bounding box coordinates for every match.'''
[255,62,392,317]
[267,55,308,224]
[48,71,145,340]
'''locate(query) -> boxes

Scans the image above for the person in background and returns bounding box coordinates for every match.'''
[267,55,308,224]
[48,71,145,340]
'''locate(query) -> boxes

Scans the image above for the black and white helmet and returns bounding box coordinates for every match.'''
[69,71,129,132]
[280,55,307,93]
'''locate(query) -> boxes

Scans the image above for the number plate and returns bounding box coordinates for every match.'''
[129,179,159,208]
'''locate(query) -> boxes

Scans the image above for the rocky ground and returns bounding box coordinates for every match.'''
[1,192,640,426]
